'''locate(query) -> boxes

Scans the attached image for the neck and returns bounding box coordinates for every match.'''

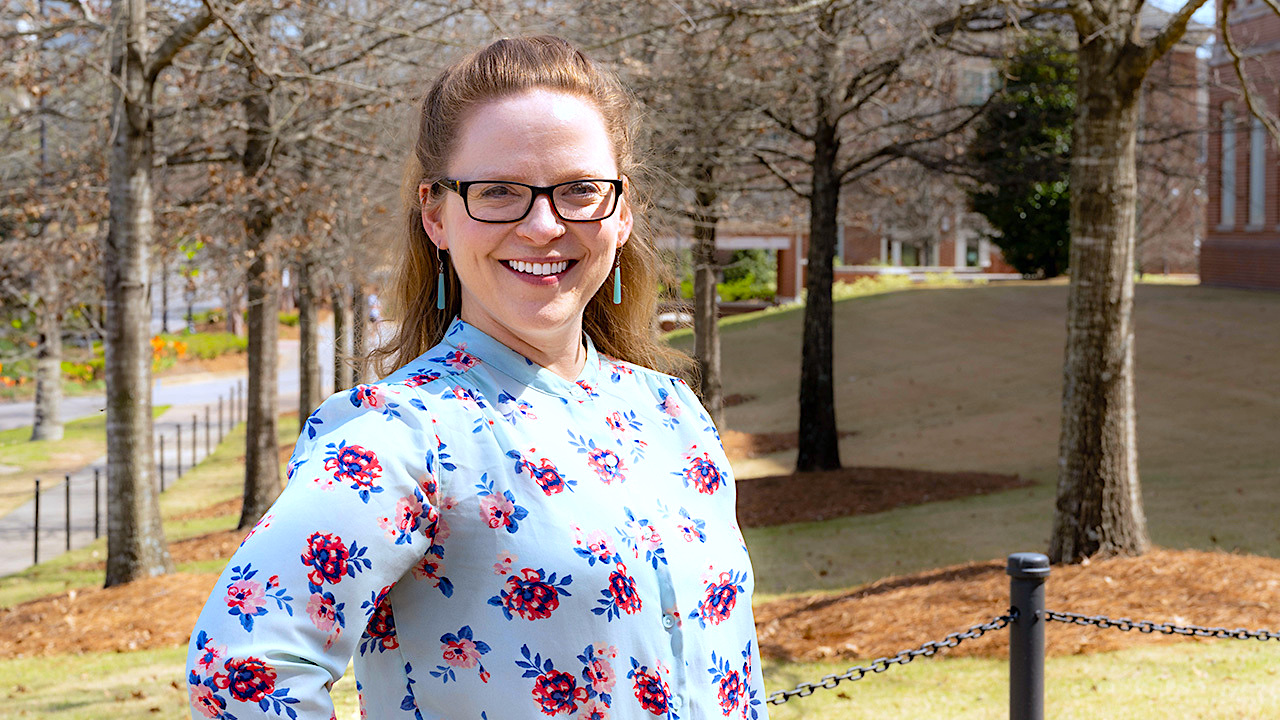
[460,310,586,381]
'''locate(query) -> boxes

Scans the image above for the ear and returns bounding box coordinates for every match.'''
[419,182,448,251]
[616,176,633,250]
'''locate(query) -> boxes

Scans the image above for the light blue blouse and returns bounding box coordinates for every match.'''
[187,317,766,720]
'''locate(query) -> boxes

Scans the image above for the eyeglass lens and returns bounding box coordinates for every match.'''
[465,181,617,222]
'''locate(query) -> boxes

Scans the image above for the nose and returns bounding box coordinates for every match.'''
[516,193,566,244]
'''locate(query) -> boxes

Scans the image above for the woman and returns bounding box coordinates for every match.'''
[187,36,766,720]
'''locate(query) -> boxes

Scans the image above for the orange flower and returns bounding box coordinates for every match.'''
[150,336,166,352]
[173,340,188,359]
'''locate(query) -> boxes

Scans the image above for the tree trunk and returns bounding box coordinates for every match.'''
[691,164,724,430]
[160,254,169,334]
[224,284,245,336]
[332,285,352,391]
[298,257,323,419]
[795,117,843,472]
[351,285,367,384]
[1048,38,1151,563]
[30,300,64,441]
[238,56,281,530]
[103,0,173,586]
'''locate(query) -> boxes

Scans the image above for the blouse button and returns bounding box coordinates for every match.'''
[661,613,675,629]
[670,694,684,711]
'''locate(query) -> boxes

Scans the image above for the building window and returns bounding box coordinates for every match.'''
[1221,102,1236,229]
[1249,114,1265,228]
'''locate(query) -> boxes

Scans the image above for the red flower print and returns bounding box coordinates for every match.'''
[351,384,383,408]
[532,669,588,715]
[324,441,383,502]
[216,656,277,703]
[717,669,743,714]
[693,570,747,628]
[489,567,572,621]
[628,661,670,716]
[361,597,398,654]
[679,452,723,495]
[531,458,569,495]
[608,563,642,615]
[301,532,349,588]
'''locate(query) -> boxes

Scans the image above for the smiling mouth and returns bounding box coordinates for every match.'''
[504,260,575,276]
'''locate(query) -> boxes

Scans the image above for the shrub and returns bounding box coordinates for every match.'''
[278,311,299,327]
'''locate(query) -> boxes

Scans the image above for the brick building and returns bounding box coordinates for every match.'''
[1205,0,1280,290]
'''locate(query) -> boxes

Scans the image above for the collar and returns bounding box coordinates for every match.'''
[440,316,603,401]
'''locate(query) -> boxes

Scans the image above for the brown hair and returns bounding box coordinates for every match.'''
[370,35,689,379]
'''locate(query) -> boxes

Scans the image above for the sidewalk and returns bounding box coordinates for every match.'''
[0,394,242,577]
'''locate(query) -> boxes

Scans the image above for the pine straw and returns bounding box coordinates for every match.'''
[5,548,1278,662]
[755,549,1280,662]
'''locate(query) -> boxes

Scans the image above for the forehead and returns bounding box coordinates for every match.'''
[449,89,618,181]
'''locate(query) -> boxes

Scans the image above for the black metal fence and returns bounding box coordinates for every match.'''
[765,552,1280,719]
[24,382,243,568]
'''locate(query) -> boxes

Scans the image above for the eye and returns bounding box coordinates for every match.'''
[563,181,607,198]
[474,183,520,200]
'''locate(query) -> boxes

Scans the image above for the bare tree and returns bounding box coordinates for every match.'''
[1044,0,1208,563]
[746,0,997,472]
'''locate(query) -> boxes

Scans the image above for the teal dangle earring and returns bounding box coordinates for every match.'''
[436,246,447,310]
[611,248,622,305]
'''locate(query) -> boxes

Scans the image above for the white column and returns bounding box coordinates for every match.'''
[1249,114,1265,228]
[890,240,902,266]
[1221,102,1236,229]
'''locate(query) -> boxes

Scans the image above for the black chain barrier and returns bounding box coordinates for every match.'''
[1044,610,1280,641]
[764,609,1018,706]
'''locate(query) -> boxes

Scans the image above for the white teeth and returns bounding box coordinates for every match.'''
[507,260,569,276]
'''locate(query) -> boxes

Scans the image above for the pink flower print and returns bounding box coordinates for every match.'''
[586,530,615,562]
[586,447,625,484]
[225,578,266,616]
[442,637,479,668]
[587,656,616,694]
[637,525,662,553]
[450,385,482,411]
[494,550,517,575]
[378,493,425,544]
[437,494,459,513]
[306,591,343,634]
[658,388,682,417]
[580,699,609,720]
[239,513,272,548]
[194,635,226,674]
[480,492,515,529]
[605,411,627,435]
[312,474,341,491]
[189,683,223,719]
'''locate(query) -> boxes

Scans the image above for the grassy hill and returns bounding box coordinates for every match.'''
[669,282,1280,595]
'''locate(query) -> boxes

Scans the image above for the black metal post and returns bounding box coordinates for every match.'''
[1008,552,1050,720]
[64,473,71,552]
[218,396,225,443]
[238,379,244,423]
[176,425,183,477]
[205,406,212,456]
[192,414,198,466]
[94,469,100,539]
[33,477,40,565]
[159,434,166,491]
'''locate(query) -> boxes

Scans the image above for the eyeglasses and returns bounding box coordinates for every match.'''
[435,178,623,223]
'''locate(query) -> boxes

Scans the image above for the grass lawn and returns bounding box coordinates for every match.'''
[665,283,1280,596]
[0,407,170,517]
[3,639,1277,719]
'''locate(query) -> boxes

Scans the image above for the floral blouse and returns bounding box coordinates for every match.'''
[186,318,767,720]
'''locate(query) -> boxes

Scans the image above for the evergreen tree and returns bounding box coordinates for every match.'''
[968,36,1076,278]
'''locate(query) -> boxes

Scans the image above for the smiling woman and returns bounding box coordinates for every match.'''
[186,35,769,720]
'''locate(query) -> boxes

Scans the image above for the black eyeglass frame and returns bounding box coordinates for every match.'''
[435,178,624,224]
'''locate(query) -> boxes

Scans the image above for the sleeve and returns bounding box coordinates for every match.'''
[185,383,441,720]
